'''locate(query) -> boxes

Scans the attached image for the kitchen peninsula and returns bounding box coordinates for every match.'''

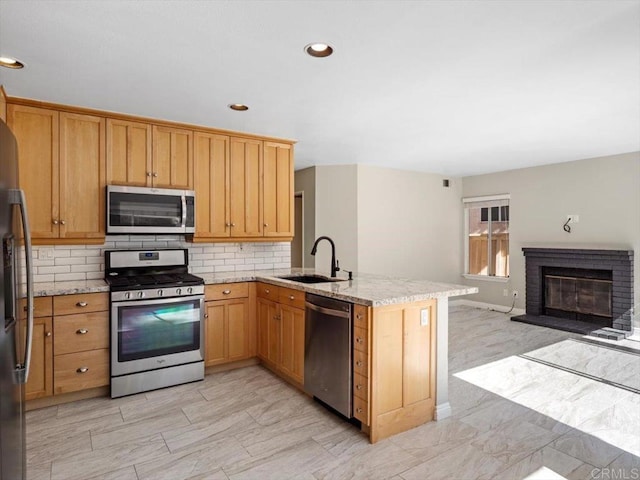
[27,269,477,443]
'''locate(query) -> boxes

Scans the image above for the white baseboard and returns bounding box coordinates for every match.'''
[434,402,452,420]
[449,299,525,316]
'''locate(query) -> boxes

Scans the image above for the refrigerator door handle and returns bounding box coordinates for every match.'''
[9,188,33,384]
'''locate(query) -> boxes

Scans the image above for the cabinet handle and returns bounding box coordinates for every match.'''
[76,301,88,307]
[231,223,236,227]
[76,328,88,335]
[225,223,231,227]
[356,384,363,390]
[289,295,295,300]
[265,289,270,294]
[263,223,268,227]
[356,337,364,344]
[147,172,152,177]
[204,313,209,319]
[45,331,52,337]
[356,361,363,367]
[356,314,362,320]
[222,290,231,295]
[153,172,158,177]
[60,220,66,225]
[356,408,363,413]
[76,367,89,374]
[52,219,59,225]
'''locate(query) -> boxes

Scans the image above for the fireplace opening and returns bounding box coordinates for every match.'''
[543,267,612,327]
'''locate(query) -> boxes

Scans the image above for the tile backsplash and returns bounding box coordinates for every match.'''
[28,235,291,283]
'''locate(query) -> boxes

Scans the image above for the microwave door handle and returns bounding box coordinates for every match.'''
[181,194,187,229]
[9,189,34,384]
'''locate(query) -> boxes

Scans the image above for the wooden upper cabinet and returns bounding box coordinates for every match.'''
[152,126,193,189]
[8,105,60,239]
[230,137,263,237]
[263,142,293,238]
[194,132,230,238]
[106,119,152,187]
[59,112,105,238]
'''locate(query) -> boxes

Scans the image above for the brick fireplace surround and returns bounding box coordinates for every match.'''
[515,248,634,333]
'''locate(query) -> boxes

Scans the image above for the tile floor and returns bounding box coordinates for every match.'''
[26,306,640,480]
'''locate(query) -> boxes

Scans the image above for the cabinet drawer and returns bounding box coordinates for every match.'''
[354,304,369,330]
[19,296,53,318]
[353,372,369,401]
[278,287,306,310]
[354,349,369,377]
[54,293,109,316]
[257,283,280,300]
[54,348,109,394]
[54,311,109,355]
[353,396,370,425]
[353,326,368,353]
[205,282,249,301]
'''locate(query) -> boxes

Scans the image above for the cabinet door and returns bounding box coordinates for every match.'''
[279,304,304,384]
[194,132,230,238]
[227,299,249,362]
[59,112,106,239]
[263,142,294,238]
[106,118,152,187]
[152,126,193,189]
[230,137,262,237]
[7,105,59,239]
[24,317,53,400]
[205,303,226,366]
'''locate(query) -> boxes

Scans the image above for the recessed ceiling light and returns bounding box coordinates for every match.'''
[228,103,249,111]
[0,56,25,69]
[305,43,333,58]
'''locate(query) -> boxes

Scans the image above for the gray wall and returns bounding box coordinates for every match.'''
[357,165,463,282]
[461,151,640,328]
[294,167,316,268]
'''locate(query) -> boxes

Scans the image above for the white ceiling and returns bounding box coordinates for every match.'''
[1,0,639,176]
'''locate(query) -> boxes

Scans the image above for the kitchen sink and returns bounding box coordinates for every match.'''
[277,274,347,284]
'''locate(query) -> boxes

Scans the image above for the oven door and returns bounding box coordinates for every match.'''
[111,294,204,376]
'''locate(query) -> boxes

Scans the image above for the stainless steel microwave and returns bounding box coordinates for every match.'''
[106,185,195,234]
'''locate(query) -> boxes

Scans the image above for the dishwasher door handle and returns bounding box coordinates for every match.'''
[305,301,351,319]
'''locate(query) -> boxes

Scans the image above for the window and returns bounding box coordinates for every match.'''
[463,194,510,278]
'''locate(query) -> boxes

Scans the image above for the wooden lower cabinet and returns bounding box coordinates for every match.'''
[24,317,54,400]
[256,284,305,386]
[368,299,437,443]
[204,298,251,366]
[54,349,109,394]
[204,282,253,367]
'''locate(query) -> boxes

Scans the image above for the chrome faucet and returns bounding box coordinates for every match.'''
[310,236,340,277]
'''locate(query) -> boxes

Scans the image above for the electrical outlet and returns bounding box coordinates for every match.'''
[513,290,519,298]
[567,215,580,224]
[503,289,509,297]
[39,248,54,260]
[420,308,430,326]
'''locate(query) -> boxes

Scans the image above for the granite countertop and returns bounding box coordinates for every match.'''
[30,268,477,306]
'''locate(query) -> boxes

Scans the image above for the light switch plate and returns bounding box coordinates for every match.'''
[420,308,429,326]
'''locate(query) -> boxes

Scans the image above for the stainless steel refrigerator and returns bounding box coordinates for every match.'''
[0,118,34,480]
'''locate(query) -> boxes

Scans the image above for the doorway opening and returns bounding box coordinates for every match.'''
[291,192,304,268]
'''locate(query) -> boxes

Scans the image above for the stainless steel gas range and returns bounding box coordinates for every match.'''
[105,249,205,398]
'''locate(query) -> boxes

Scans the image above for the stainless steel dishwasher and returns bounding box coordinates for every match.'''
[304,293,353,417]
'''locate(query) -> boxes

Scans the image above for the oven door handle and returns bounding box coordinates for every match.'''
[181,194,188,230]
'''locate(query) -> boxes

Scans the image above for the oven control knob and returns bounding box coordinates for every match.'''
[187,287,193,294]
[157,289,164,297]
[125,292,131,300]
[137,292,144,298]
[176,288,182,295]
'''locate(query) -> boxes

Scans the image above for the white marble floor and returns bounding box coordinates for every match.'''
[26,306,640,480]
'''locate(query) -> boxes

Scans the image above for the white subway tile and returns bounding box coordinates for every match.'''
[189,260,204,267]
[71,264,101,273]
[54,273,86,281]
[38,265,71,275]
[142,242,168,248]
[191,253,214,260]
[55,257,86,266]
[224,258,248,265]
[235,264,258,271]
[202,260,225,267]
[274,262,290,269]
[52,249,71,257]
[86,272,104,280]
[214,265,235,272]
[214,253,235,260]
[33,259,55,267]
[33,274,55,283]
[86,257,103,265]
